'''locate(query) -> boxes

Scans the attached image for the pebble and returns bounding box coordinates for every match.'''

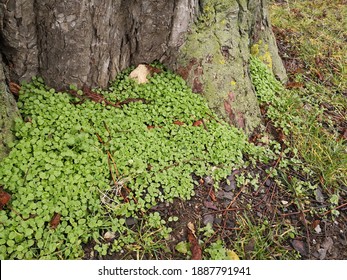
[223,191,234,200]
[314,224,322,234]
[203,214,215,225]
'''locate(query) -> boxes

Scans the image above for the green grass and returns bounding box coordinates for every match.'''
[233,214,300,260]
[270,0,347,195]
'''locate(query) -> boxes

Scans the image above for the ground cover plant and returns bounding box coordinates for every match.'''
[0,66,275,259]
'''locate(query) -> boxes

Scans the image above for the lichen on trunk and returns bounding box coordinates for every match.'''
[175,0,286,134]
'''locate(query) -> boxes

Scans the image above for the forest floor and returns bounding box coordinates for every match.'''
[86,0,346,260]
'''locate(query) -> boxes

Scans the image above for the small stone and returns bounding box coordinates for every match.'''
[315,187,325,203]
[103,231,116,241]
[216,190,225,199]
[203,214,215,226]
[314,224,322,234]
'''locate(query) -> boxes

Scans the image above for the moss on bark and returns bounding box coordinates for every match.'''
[175,0,286,134]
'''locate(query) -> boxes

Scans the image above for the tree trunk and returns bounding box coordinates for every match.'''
[0,55,21,160]
[173,0,287,132]
[0,0,285,134]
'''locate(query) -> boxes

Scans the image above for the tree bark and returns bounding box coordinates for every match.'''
[0,55,21,161]
[173,0,286,133]
[0,0,199,89]
[0,0,285,134]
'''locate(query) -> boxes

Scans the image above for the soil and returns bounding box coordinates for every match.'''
[83,165,347,260]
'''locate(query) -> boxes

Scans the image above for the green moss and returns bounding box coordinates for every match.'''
[178,0,261,133]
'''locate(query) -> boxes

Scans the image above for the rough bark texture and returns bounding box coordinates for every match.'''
[0,0,285,135]
[0,56,21,161]
[0,0,199,89]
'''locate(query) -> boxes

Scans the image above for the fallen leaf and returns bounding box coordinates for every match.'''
[216,190,225,199]
[315,187,325,203]
[314,69,324,81]
[193,120,203,126]
[226,250,240,260]
[338,128,347,141]
[129,64,150,84]
[173,120,185,126]
[9,82,21,97]
[50,213,61,229]
[322,237,333,251]
[187,222,196,237]
[290,239,308,256]
[203,201,219,210]
[286,82,304,89]
[312,219,321,229]
[187,222,202,260]
[103,231,116,241]
[203,176,214,186]
[318,237,334,260]
[202,214,215,225]
[0,189,11,210]
[314,224,322,234]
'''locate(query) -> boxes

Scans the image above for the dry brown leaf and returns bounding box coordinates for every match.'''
[187,222,202,260]
[187,222,196,237]
[50,213,61,229]
[0,189,11,210]
[129,64,150,84]
[203,200,219,210]
[193,120,203,126]
[290,239,308,256]
[173,120,185,126]
[9,82,21,96]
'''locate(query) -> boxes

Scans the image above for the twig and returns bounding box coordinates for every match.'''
[107,151,120,178]
[201,119,208,131]
[280,209,310,217]
[224,185,246,211]
[254,150,283,196]
[300,209,312,257]
[320,201,347,217]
